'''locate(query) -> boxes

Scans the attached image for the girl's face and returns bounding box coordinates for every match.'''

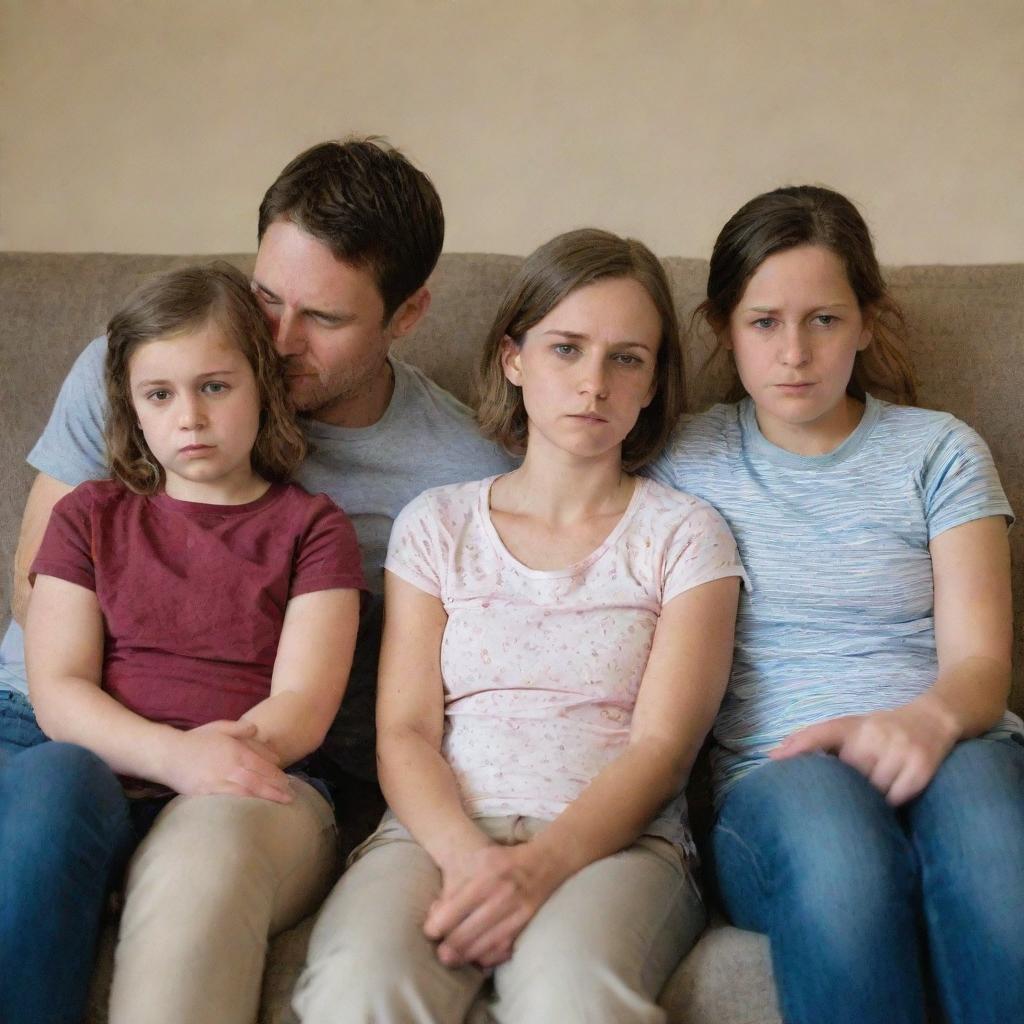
[726,244,872,454]
[502,276,660,466]
[128,319,263,502]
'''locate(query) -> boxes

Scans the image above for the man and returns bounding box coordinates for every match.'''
[0,138,512,1024]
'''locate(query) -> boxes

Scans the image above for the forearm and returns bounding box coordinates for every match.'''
[241,689,334,767]
[527,738,688,884]
[378,726,490,868]
[926,654,1011,738]
[32,674,182,781]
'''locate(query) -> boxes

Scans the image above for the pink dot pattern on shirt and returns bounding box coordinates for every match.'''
[385,476,746,838]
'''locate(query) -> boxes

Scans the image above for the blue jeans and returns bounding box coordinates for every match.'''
[0,689,138,1024]
[710,737,1024,1024]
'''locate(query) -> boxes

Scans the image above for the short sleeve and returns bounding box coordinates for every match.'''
[28,336,109,486]
[922,419,1014,541]
[661,499,749,605]
[29,486,98,592]
[384,492,446,597]
[290,496,367,598]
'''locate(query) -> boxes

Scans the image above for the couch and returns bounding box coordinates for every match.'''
[2,251,1021,1024]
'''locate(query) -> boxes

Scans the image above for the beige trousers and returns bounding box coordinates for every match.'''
[107,777,337,1024]
[293,813,704,1024]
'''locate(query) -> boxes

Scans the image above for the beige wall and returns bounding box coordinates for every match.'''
[2,0,1021,264]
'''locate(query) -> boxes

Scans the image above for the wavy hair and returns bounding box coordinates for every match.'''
[105,262,307,494]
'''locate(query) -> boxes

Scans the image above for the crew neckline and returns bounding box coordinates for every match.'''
[740,393,882,469]
[478,474,647,578]
[149,481,284,516]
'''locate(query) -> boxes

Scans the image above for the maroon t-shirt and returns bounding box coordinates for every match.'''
[31,479,365,729]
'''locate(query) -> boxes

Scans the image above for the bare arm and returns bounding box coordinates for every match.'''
[426,574,741,967]
[376,571,493,868]
[241,588,361,766]
[775,516,1012,804]
[27,574,292,801]
[11,474,72,625]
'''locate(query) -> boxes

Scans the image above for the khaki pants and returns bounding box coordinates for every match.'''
[108,778,337,1024]
[293,813,704,1024]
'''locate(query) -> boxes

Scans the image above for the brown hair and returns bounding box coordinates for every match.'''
[697,185,917,406]
[476,228,685,471]
[258,136,444,320]
[105,262,307,494]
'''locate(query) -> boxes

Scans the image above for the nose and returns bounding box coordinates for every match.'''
[274,308,307,357]
[578,355,609,398]
[778,324,811,367]
[177,393,206,431]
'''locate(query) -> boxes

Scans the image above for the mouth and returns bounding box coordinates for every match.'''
[567,413,609,424]
[775,382,815,392]
[179,444,214,456]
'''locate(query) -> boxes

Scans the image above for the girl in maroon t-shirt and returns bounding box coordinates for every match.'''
[22,263,364,1023]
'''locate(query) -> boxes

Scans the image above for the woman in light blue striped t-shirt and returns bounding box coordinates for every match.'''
[649,186,1024,1024]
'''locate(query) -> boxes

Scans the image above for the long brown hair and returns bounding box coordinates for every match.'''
[105,262,307,494]
[697,185,917,406]
[476,228,685,472]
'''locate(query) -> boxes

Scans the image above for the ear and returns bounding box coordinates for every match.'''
[857,306,874,352]
[500,335,523,386]
[388,287,431,340]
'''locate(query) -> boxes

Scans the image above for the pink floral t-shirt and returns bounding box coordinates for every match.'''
[385,475,747,853]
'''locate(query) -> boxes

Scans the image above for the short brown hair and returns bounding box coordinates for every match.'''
[476,228,685,472]
[697,185,917,406]
[105,262,307,494]
[258,137,444,319]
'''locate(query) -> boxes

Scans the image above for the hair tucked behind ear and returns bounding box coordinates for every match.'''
[695,185,917,408]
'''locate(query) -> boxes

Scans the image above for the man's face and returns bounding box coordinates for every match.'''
[251,219,393,426]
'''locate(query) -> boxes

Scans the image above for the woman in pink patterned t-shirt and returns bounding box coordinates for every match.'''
[295,230,747,1024]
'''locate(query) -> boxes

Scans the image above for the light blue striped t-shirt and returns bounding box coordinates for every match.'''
[647,395,1021,801]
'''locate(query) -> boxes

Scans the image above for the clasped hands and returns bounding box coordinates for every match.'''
[772,691,962,805]
[425,839,563,970]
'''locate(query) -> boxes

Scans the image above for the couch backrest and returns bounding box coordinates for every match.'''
[1,252,1021,709]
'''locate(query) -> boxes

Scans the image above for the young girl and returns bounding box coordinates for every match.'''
[22,263,365,1024]
[650,186,1024,1024]
[292,229,747,1023]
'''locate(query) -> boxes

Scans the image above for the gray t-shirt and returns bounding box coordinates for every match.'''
[647,395,1021,802]
[1,336,514,710]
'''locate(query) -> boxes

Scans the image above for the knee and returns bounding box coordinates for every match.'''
[719,756,916,916]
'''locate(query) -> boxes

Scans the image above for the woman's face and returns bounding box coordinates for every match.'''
[726,244,872,453]
[502,276,661,465]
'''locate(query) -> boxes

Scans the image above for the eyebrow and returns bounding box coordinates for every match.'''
[251,279,355,323]
[745,302,852,313]
[542,330,652,349]
[133,370,240,388]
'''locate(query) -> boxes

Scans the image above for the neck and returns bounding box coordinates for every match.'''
[754,395,866,456]
[311,360,395,429]
[162,469,270,505]
[494,440,630,525]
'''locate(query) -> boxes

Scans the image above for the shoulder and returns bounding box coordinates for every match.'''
[637,478,734,538]
[869,399,987,465]
[646,403,741,486]
[56,478,131,515]
[398,477,487,525]
[391,358,475,423]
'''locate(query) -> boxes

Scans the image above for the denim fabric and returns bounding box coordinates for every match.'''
[0,690,137,1024]
[710,738,1024,1024]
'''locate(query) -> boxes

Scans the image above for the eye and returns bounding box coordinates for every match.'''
[752,317,776,330]
[146,389,171,402]
[552,343,578,357]
[613,353,643,366]
[814,314,838,326]
[201,381,228,395]
[253,286,281,306]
